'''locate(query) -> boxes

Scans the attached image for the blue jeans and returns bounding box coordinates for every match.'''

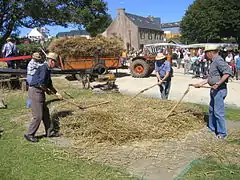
[26,75,33,108]
[209,88,227,137]
[159,81,171,99]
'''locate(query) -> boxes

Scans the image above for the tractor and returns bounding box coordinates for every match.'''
[129,43,181,78]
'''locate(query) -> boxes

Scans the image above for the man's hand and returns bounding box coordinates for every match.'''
[190,83,201,88]
[158,79,162,85]
[56,92,63,99]
[212,84,219,90]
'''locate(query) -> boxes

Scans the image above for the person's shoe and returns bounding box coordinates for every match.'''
[24,134,38,142]
[216,135,226,140]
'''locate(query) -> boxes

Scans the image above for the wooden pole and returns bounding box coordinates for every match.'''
[165,84,211,118]
[165,86,190,119]
[129,83,160,102]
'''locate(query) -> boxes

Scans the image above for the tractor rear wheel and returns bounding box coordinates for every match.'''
[147,63,155,76]
[130,59,150,78]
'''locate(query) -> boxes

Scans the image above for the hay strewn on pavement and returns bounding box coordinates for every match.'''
[52,92,205,147]
[48,36,124,58]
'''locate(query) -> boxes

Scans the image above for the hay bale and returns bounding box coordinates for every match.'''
[56,93,205,147]
[48,36,124,58]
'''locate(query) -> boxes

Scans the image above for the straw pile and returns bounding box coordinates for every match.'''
[48,36,124,58]
[54,92,205,147]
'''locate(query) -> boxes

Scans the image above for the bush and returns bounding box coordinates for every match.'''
[17,43,48,55]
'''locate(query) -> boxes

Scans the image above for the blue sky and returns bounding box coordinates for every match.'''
[19,0,194,36]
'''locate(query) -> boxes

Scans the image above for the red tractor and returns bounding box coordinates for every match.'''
[129,43,180,78]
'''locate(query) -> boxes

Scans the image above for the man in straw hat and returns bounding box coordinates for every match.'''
[191,44,232,139]
[26,52,44,108]
[1,37,17,68]
[155,53,172,99]
[24,52,63,142]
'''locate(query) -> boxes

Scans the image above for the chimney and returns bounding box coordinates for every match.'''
[117,8,125,16]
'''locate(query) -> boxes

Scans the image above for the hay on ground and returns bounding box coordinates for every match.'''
[52,93,205,147]
[48,36,124,58]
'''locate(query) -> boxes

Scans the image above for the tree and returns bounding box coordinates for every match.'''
[0,0,112,47]
[180,0,240,44]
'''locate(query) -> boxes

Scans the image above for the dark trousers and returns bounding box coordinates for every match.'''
[27,87,50,136]
[236,68,240,80]
[200,62,206,76]
[159,81,171,99]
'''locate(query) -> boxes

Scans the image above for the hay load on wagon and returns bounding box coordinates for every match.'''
[48,36,124,58]
[52,92,205,147]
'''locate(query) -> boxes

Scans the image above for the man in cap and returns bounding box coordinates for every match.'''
[24,52,63,142]
[1,37,17,68]
[191,44,232,139]
[26,52,44,108]
[155,53,172,99]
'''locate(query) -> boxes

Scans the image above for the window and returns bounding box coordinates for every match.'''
[154,32,158,40]
[148,32,152,40]
[140,31,145,39]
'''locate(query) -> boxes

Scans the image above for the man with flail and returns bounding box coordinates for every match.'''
[155,53,172,99]
[191,45,232,139]
[24,52,63,142]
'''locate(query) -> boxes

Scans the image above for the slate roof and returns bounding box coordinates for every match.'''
[125,13,161,31]
[161,22,181,28]
[56,30,89,37]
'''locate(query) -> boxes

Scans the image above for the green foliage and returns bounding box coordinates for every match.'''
[0,0,112,46]
[180,0,240,44]
[17,43,45,55]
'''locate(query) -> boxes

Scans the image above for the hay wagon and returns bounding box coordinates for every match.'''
[58,55,121,88]
[0,54,121,89]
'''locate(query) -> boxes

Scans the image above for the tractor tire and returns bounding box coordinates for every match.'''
[147,63,155,76]
[130,59,150,78]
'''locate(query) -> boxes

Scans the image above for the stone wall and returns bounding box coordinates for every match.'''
[102,8,139,50]
[139,28,163,46]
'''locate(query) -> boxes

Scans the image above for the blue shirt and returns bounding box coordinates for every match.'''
[208,55,232,87]
[191,56,198,64]
[30,63,56,93]
[155,60,171,78]
[236,57,240,69]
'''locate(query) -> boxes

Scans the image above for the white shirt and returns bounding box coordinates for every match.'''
[225,56,232,63]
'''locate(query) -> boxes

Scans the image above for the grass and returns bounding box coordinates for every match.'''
[181,159,240,180]
[196,104,240,122]
[0,92,137,180]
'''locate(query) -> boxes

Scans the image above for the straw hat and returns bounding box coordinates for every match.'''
[32,52,42,60]
[155,53,166,60]
[6,37,12,41]
[46,52,58,61]
[205,44,219,52]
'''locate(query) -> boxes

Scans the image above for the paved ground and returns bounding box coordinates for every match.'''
[115,67,240,107]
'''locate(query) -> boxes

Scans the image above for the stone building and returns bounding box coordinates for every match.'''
[161,22,181,40]
[102,8,164,51]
